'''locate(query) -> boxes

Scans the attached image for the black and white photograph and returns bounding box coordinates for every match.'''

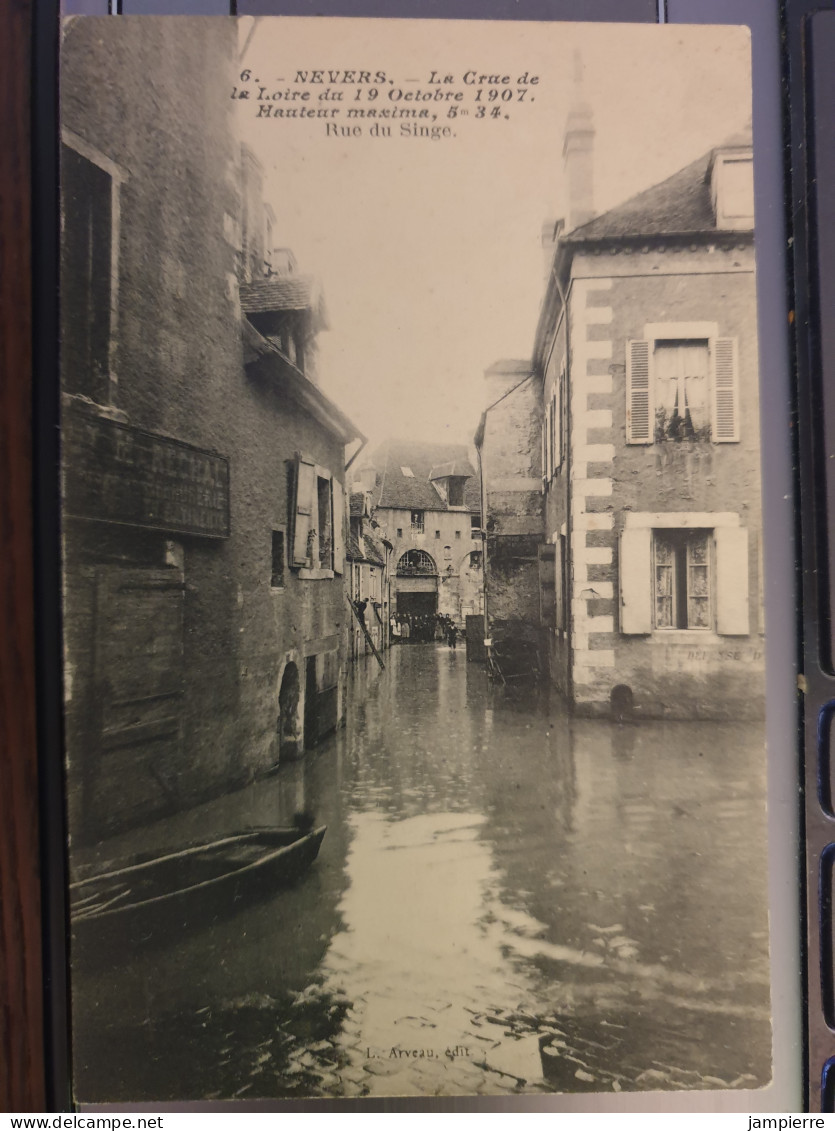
[60,15,771,1103]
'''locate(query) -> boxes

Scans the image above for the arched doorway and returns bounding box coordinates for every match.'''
[277,662,300,761]
[395,549,439,616]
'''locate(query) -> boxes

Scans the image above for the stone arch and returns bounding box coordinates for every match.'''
[397,549,438,576]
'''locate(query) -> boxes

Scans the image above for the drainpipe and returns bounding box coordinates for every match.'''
[474,436,489,647]
[549,263,572,702]
[344,435,368,474]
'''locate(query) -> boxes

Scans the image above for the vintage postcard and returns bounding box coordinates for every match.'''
[60,15,770,1103]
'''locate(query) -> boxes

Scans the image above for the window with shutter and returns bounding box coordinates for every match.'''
[626,340,652,443]
[712,338,739,442]
[291,455,317,567]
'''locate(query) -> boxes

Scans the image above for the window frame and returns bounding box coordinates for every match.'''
[290,453,345,579]
[619,511,750,637]
[626,322,740,446]
[270,528,287,590]
[652,528,712,631]
[61,128,128,407]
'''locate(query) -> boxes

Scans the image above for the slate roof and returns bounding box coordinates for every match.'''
[349,491,365,517]
[240,275,320,313]
[363,535,385,565]
[372,439,480,512]
[346,532,385,565]
[565,133,752,243]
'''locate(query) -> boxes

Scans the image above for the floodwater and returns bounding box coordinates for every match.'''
[72,644,772,1102]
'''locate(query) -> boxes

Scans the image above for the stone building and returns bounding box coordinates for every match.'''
[353,440,483,627]
[346,490,390,659]
[474,360,544,647]
[60,18,361,841]
[477,59,761,718]
[536,126,760,718]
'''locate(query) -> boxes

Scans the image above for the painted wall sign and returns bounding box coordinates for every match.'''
[64,410,230,538]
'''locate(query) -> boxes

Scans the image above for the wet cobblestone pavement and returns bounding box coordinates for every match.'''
[72,645,771,1101]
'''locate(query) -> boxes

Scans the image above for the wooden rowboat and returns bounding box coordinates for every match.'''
[70,824,327,941]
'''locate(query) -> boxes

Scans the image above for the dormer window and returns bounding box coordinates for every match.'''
[447,478,466,507]
[711,151,754,231]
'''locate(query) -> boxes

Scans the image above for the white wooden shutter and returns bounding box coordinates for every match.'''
[626,340,652,444]
[292,454,316,567]
[712,337,739,442]
[540,415,547,486]
[715,525,749,634]
[619,527,652,633]
[552,388,560,469]
[332,478,345,575]
[555,536,565,630]
[545,399,553,477]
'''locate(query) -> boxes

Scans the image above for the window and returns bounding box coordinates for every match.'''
[538,544,556,628]
[447,478,465,507]
[271,531,285,588]
[397,528,403,538]
[61,141,116,404]
[455,530,461,540]
[711,153,754,230]
[471,514,480,535]
[317,477,333,566]
[653,529,710,629]
[619,514,750,635]
[397,550,437,576]
[626,331,738,444]
[653,341,710,442]
[289,454,344,576]
[435,529,441,539]
[541,354,565,482]
[411,510,424,534]
[468,551,483,570]
[443,545,452,561]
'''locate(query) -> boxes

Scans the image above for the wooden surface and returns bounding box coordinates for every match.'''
[0,0,47,1112]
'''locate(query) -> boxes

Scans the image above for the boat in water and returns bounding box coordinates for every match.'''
[70,823,327,946]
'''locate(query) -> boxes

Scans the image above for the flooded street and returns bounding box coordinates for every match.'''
[73,644,771,1102]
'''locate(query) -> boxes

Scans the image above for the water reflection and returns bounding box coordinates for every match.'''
[72,643,771,1101]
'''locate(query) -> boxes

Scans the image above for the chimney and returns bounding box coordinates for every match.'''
[563,51,595,231]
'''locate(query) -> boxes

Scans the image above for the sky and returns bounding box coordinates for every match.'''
[238,18,753,449]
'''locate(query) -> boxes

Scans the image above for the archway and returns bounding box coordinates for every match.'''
[395,550,439,620]
[396,549,438,577]
[277,662,300,761]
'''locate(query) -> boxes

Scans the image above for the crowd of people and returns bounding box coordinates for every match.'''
[390,612,460,648]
